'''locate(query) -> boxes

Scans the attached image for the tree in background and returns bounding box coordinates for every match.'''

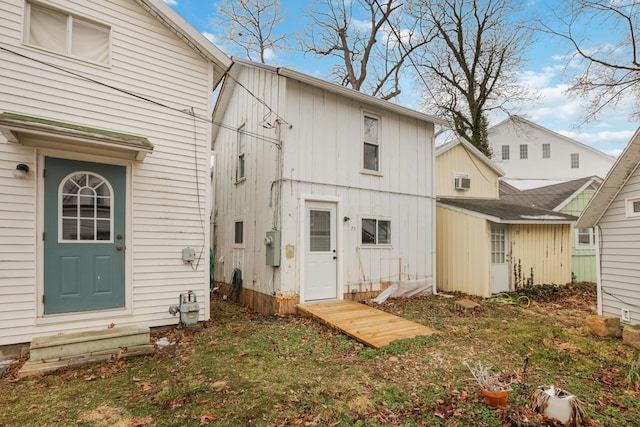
[301,0,432,100]
[209,0,287,64]
[543,1,640,123]
[409,0,533,157]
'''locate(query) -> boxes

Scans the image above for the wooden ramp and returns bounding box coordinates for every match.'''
[297,300,439,349]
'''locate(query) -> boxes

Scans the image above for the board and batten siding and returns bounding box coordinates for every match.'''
[436,144,499,198]
[509,224,572,286]
[597,169,640,324]
[0,0,214,345]
[436,206,492,297]
[212,62,436,302]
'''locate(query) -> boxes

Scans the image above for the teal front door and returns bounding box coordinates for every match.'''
[44,157,126,314]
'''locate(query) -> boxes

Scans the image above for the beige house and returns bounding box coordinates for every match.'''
[436,139,577,297]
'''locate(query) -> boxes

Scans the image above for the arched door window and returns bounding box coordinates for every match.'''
[59,172,113,241]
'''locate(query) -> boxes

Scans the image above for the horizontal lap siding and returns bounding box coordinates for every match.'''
[0,0,214,344]
[598,169,640,324]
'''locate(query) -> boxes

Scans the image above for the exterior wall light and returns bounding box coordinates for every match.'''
[14,163,29,178]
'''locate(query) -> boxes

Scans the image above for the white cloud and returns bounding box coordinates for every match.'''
[202,32,217,43]
[163,0,178,6]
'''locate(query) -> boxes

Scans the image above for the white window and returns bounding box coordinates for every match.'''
[626,198,640,217]
[234,221,244,245]
[571,153,579,168]
[237,125,246,182]
[60,172,113,241]
[519,144,528,159]
[25,2,111,65]
[361,218,391,245]
[575,228,595,248]
[501,145,510,160]
[363,113,380,172]
[542,143,550,159]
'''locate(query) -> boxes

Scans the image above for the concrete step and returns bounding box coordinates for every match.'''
[29,325,150,362]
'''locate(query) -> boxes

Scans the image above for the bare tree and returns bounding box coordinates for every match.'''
[410,0,534,157]
[210,0,287,63]
[543,1,640,123]
[301,0,431,100]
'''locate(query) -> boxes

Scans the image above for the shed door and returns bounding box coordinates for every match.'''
[490,227,509,293]
[44,157,126,313]
[304,202,337,301]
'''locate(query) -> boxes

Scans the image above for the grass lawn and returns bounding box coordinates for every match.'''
[1,283,639,426]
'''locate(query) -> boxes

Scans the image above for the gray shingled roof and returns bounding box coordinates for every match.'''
[500,176,601,211]
[438,197,578,223]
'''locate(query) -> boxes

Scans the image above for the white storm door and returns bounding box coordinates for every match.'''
[305,201,337,301]
[490,227,509,293]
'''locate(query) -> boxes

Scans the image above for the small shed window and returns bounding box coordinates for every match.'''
[519,144,528,159]
[575,228,595,248]
[25,2,111,65]
[363,113,380,172]
[542,143,551,159]
[501,145,510,160]
[361,218,391,245]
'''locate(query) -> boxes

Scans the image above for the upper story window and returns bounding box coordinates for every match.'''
[519,144,528,159]
[236,125,246,182]
[501,145,510,160]
[453,172,470,191]
[542,143,551,159]
[363,113,380,172]
[25,2,111,65]
[361,218,391,245]
[571,153,579,168]
[575,227,595,248]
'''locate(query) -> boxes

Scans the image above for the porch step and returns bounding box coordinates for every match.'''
[29,325,150,362]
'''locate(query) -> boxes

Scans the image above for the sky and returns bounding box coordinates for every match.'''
[164,0,638,157]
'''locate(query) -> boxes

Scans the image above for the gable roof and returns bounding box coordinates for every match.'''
[134,0,231,86]
[212,57,449,140]
[501,176,601,211]
[438,197,577,224]
[577,128,640,228]
[489,115,615,162]
[436,138,504,177]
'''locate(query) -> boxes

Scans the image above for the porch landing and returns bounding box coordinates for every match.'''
[296,300,438,349]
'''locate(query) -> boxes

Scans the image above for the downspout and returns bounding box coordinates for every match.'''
[431,126,438,295]
[595,225,603,315]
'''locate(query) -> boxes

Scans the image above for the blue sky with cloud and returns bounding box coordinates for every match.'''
[165,0,638,157]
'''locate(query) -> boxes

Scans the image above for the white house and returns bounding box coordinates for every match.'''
[211,58,447,315]
[0,0,231,346]
[487,116,615,189]
[577,128,640,326]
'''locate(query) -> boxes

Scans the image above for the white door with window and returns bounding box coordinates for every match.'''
[490,227,509,293]
[304,201,337,301]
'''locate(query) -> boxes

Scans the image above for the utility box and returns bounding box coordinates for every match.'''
[264,230,281,266]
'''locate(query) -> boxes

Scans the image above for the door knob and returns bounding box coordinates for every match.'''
[116,245,123,251]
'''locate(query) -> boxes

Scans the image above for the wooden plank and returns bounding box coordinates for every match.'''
[297,300,438,349]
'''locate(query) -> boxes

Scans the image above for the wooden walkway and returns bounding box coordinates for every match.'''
[296,300,438,349]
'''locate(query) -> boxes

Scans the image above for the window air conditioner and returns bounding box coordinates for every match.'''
[454,176,471,190]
